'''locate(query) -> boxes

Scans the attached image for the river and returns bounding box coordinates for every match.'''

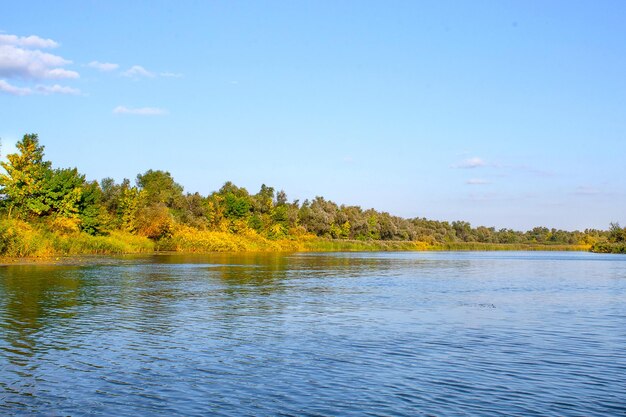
[1,251,625,416]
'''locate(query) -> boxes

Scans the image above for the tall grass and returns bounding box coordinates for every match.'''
[160,225,303,253]
[303,239,589,252]
[0,218,593,259]
[302,238,431,252]
[430,242,590,251]
[0,219,154,258]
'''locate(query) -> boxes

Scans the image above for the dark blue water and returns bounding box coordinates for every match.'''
[1,251,625,416]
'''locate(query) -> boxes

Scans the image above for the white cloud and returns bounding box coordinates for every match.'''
[453,157,486,169]
[35,84,81,95]
[0,43,78,79]
[113,106,168,116]
[0,33,80,98]
[46,67,79,78]
[122,66,182,78]
[120,66,182,79]
[466,178,491,185]
[87,61,119,72]
[122,65,154,78]
[160,72,183,78]
[0,34,58,49]
[0,79,82,96]
[0,79,32,95]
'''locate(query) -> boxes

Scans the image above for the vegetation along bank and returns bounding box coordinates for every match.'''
[0,134,623,258]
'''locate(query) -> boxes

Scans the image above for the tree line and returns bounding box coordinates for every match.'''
[0,134,621,250]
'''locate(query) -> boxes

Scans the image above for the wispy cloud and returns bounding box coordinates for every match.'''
[466,178,491,185]
[160,72,183,78]
[87,61,119,72]
[452,155,555,178]
[121,66,182,79]
[513,165,555,177]
[573,185,602,196]
[35,84,81,95]
[0,79,81,96]
[452,157,486,169]
[0,34,59,49]
[122,65,155,78]
[113,106,168,116]
[0,79,31,95]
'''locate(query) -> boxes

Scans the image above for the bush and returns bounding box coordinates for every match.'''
[591,242,626,254]
[0,218,154,257]
[163,225,302,253]
[0,219,52,257]
[135,204,174,239]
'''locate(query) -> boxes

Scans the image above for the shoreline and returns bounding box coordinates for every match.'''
[0,243,594,267]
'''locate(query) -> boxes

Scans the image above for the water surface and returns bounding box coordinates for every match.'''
[1,251,625,416]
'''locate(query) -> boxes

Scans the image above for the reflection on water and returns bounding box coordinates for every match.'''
[1,252,625,416]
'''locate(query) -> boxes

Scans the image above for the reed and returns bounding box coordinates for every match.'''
[0,218,594,259]
[160,225,303,253]
[302,238,430,252]
[430,242,590,251]
[0,219,154,257]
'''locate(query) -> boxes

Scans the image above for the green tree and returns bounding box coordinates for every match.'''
[254,184,275,214]
[276,190,288,205]
[609,222,625,242]
[224,193,251,219]
[118,183,143,232]
[136,170,184,208]
[100,177,122,213]
[178,192,208,229]
[218,182,252,220]
[78,181,106,235]
[42,168,84,218]
[0,134,52,218]
[452,221,473,242]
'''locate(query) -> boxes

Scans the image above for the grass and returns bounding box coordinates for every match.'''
[302,238,431,252]
[0,218,593,260]
[430,242,591,252]
[303,239,589,252]
[0,218,154,258]
[158,225,303,253]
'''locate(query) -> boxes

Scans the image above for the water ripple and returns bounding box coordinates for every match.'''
[1,251,625,416]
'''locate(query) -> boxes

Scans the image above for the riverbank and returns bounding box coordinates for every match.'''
[430,242,591,251]
[590,242,626,254]
[0,218,602,262]
[302,239,591,252]
[0,236,594,267]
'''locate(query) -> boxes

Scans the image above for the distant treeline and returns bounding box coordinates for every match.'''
[0,134,623,256]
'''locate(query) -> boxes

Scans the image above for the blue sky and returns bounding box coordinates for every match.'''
[1,1,625,230]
